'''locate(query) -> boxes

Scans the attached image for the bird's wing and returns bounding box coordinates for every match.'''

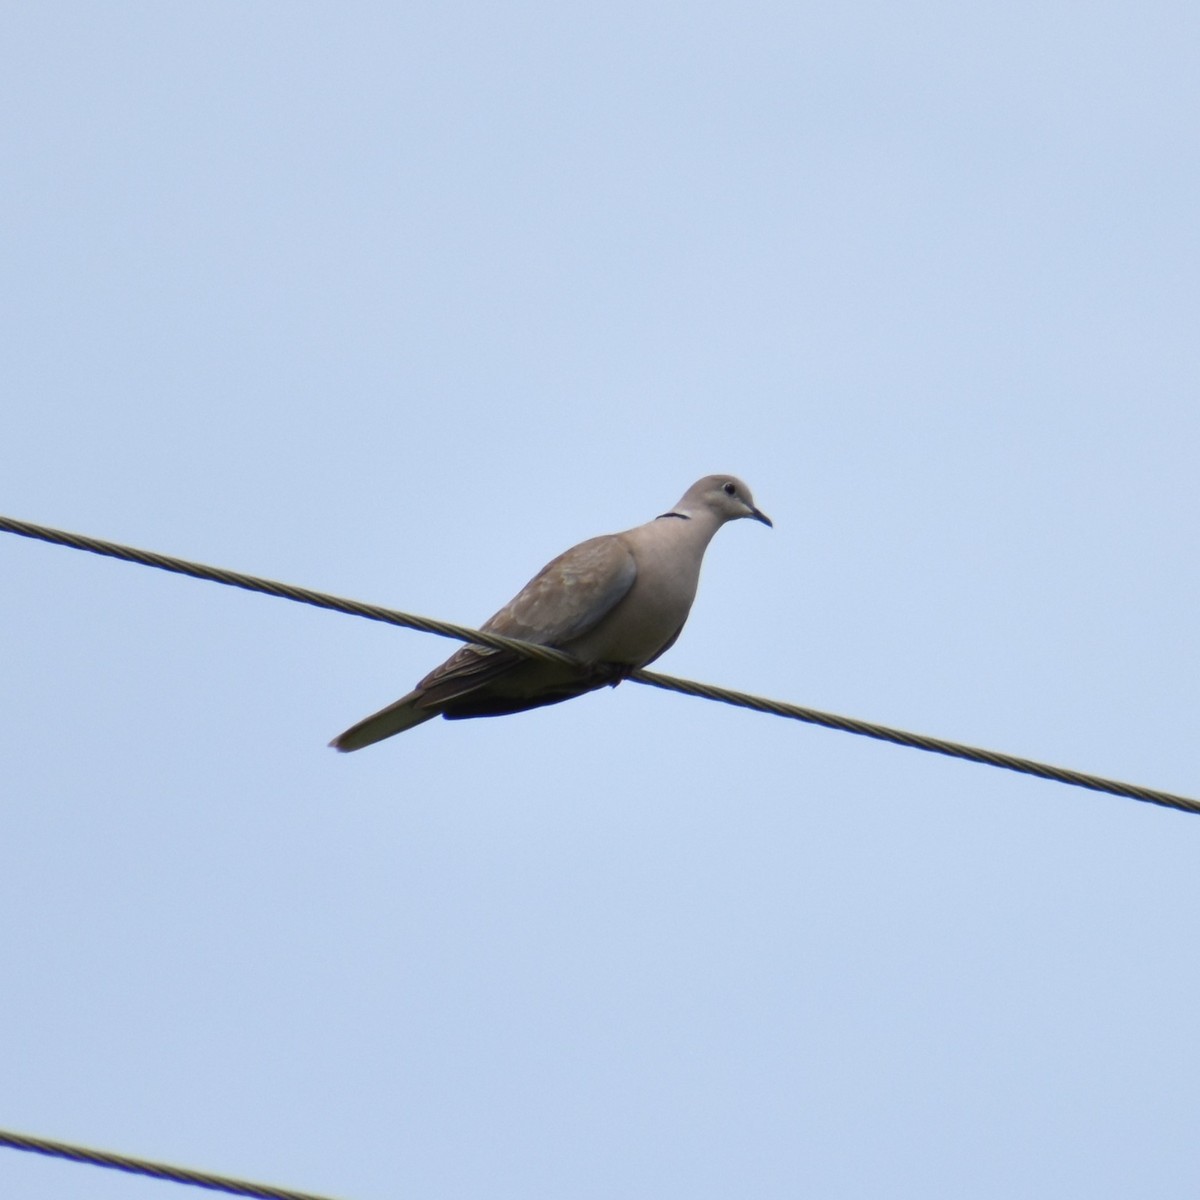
[414,534,636,703]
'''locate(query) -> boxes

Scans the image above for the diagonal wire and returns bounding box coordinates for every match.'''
[0,1127,341,1200]
[0,514,573,664]
[2,512,1197,817]
[626,670,1200,814]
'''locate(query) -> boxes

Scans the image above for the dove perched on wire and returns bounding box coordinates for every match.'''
[330,475,771,751]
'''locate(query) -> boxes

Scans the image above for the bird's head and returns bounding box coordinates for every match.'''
[673,475,773,528]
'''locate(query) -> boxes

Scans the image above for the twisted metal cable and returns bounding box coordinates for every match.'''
[0,514,572,665]
[0,1127,341,1200]
[3,513,1197,817]
[628,671,1199,814]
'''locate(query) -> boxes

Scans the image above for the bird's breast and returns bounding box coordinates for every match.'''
[565,529,706,666]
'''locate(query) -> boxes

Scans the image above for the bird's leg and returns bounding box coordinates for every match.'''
[590,661,636,689]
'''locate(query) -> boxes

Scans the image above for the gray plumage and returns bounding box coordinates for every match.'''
[330,475,771,751]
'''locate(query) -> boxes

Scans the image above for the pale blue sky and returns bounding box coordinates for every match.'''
[2,3,1199,1197]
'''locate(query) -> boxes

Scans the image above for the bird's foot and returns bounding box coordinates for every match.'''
[592,661,635,689]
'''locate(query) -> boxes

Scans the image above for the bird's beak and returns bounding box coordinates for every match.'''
[749,506,773,528]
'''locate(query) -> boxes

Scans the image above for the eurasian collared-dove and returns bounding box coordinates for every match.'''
[330,475,771,751]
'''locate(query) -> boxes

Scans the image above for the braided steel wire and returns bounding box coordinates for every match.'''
[0,1127,340,1200]
[628,671,1199,814]
[3,513,1197,817]
[0,514,572,664]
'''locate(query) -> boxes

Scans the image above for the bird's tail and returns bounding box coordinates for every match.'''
[328,691,438,752]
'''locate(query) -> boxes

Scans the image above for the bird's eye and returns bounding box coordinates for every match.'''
[723,482,736,496]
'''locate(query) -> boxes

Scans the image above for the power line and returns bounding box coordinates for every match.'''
[2,512,1197,818]
[0,1127,341,1200]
